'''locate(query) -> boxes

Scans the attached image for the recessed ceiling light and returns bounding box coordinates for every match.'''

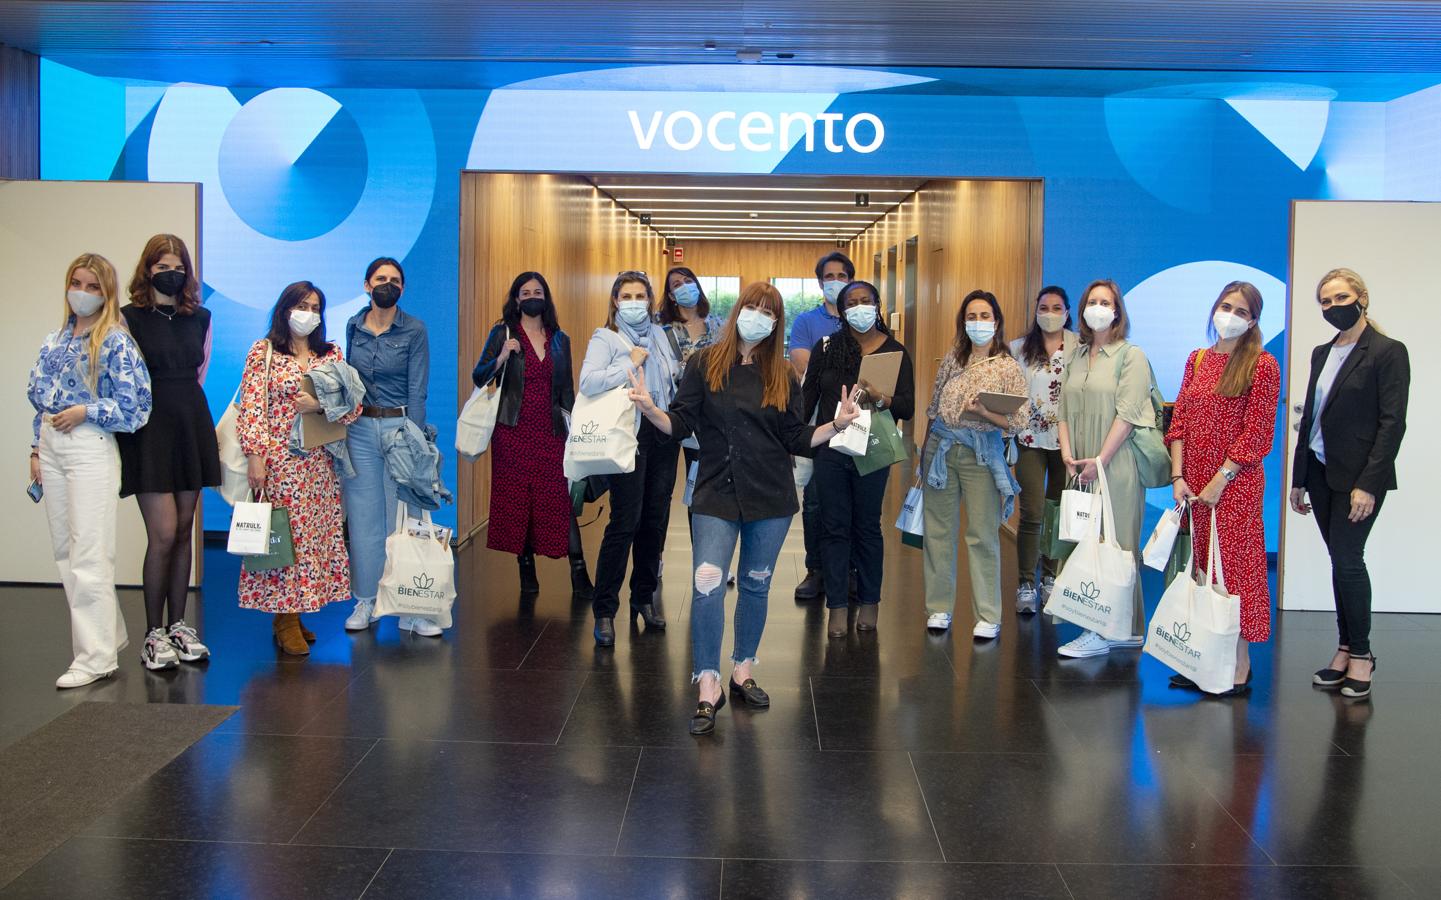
[704,40,717,51]
[736,48,763,63]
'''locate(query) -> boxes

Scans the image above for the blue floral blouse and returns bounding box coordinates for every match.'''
[27,321,153,446]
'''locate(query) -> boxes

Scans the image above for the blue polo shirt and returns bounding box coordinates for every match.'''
[788,304,842,359]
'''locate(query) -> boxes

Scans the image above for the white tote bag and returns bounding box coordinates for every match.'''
[1044,464,1137,640]
[456,362,505,461]
[227,491,272,556]
[895,484,924,543]
[215,341,272,506]
[1143,506,1241,694]
[1058,477,1100,543]
[1143,503,1185,571]
[829,407,872,457]
[563,384,640,480]
[375,502,457,628]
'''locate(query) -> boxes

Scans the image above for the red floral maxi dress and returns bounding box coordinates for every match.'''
[236,339,361,612]
[1164,348,1281,642]
[486,334,570,558]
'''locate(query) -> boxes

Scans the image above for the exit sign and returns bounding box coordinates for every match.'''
[673,246,684,262]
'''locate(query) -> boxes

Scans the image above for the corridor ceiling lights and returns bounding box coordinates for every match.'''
[645,216,874,226]
[618,198,890,205]
[626,208,881,217]
[600,185,913,194]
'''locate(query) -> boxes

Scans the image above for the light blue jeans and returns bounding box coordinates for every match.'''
[344,416,429,618]
[689,513,792,682]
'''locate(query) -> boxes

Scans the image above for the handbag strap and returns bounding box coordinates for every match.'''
[1092,459,1119,546]
[1204,504,1228,593]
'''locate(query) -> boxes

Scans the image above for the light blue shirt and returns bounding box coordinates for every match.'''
[28,321,152,446]
[345,307,429,426]
[1309,342,1356,463]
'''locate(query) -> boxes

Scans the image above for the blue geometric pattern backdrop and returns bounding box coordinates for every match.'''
[40,61,1441,540]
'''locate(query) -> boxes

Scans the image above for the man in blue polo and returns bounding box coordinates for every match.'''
[788,250,853,600]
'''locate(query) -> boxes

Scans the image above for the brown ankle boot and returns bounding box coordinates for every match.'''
[856,604,879,632]
[296,615,316,643]
[827,606,849,638]
[274,613,310,656]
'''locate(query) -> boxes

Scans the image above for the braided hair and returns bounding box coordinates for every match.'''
[816,280,888,382]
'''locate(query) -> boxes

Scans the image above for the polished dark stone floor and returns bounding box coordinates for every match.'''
[2,485,1440,899]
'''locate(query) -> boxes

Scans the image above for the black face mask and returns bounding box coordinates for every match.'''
[519,298,546,318]
[370,282,401,309]
[151,269,186,297]
[1322,302,1362,331]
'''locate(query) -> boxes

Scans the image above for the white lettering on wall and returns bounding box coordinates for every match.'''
[628,109,884,154]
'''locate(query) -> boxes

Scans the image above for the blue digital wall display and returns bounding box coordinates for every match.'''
[39,61,1441,540]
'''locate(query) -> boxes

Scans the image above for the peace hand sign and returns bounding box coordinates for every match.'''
[834,384,864,429]
[627,367,655,413]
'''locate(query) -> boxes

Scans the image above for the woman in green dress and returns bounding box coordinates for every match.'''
[1055,279,1153,658]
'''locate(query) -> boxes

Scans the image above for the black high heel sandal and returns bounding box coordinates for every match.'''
[1340,653,1377,699]
[1313,646,1349,688]
[689,689,727,735]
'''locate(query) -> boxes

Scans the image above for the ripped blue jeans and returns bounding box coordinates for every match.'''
[689,513,792,683]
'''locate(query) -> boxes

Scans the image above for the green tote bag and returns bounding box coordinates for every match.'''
[242,507,296,572]
[854,410,909,476]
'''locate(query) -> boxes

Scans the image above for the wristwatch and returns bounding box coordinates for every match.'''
[1221,467,1238,483]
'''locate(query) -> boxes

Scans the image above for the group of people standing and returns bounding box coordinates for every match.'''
[28,238,441,688]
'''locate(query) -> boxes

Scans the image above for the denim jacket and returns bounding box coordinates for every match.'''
[288,359,366,478]
[382,419,452,510]
[346,307,428,426]
[925,419,1020,520]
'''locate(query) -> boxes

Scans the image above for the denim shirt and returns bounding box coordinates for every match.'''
[345,307,428,426]
[925,419,1020,520]
[287,359,367,478]
[28,321,153,445]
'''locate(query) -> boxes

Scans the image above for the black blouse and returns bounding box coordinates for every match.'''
[665,351,818,523]
[802,333,916,425]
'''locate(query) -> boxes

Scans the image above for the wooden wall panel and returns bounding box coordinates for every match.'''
[457,172,664,541]
[0,45,40,179]
[669,240,840,289]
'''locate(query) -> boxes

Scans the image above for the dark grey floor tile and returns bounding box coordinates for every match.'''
[911,751,1270,864]
[294,740,639,855]
[617,747,942,861]
[812,674,1076,752]
[365,849,720,899]
[1392,866,1439,898]
[558,672,818,749]
[300,665,586,743]
[0,836,386,900]
[721,860,1071,899]
[518,614,695,674]
[1306,681,1441,760]
[1058,862,1417,899]
[81,732,376,843]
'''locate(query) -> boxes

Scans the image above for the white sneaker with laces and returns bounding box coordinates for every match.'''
[1039,575,1056,601]
[1016,582,1039,615]
[141,628,180,670]
[973,621,1001,640]
[400,616,443,637]
[1108,635,1145,648]
[1058,630,1112,658]
[56,668,116,689]
[926,613,952,632]
[167,621,210,662]
[345,598,379,632]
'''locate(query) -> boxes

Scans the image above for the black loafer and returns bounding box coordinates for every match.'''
[689,690,727,735]
[729,677,770,708]
[1168,674,1199,690]
[593,617,615,647]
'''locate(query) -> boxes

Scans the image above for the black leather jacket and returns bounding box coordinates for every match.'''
[471,321,575,437]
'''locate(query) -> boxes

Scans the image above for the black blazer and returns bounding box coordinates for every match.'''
[471,321,575,437]
[1292,324,1409,495]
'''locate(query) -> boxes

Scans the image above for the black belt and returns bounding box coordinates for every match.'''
[360,405,406,418]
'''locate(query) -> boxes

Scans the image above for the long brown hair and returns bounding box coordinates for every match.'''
[952,290,1011,368]
[128,233,200,314]
[1208,281,1264,398]
[1077,278,1129,345]
[604,270,654,331]
[702,281,793,410]
[61,253,126,392]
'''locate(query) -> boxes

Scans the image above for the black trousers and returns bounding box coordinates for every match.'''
[815,447,890,610]
[1304,452,1386,657]
[592,419,679,618]
[802,474,822,572]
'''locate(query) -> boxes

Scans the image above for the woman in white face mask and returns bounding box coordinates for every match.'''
[578,271,680,646]
[28,254,152,688]
[1055,279,1154,659]
[1008,286,1079,615]
[235,282,361,654]
[1164,281,1279,696]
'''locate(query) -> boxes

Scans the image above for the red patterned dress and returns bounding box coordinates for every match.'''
[487,334,570,558]
[236,339,361,612]
[1164,348,1281,642]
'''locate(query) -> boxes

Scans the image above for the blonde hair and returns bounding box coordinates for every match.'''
[1316,267,1383,334]
[62,253,126,391]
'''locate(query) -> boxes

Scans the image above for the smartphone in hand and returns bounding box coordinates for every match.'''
[27,480,43,503]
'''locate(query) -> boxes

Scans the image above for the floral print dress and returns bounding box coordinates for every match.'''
[236,339,361,612]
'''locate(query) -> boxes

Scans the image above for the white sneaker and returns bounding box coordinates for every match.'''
[926,613,952,632]
[1108,635,1145,649]
[1016,582,1039,615]
[141,628,180,670]
[1039,575,1056,601]
[56,668,116,689]
[972,621,1001,640]
[345,598,379,631]
[1058,630,1111,658]
[167,621,210,662]
[400,616,443,637]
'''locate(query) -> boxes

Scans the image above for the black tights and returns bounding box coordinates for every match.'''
[136,491,200,632]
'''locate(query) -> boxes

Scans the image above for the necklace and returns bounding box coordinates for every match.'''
[153,304,177,321]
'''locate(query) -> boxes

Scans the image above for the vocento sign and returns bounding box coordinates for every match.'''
[627,109,885,154]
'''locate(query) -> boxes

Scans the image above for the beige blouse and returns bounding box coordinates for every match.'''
[926,351,1031,433]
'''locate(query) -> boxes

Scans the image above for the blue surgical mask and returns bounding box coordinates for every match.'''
[845,304,878,333]
[617,300,651,326]
[672,282,701,308]
[821,281,846,305]
[737,308,776,343]
[965,321,996,346]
